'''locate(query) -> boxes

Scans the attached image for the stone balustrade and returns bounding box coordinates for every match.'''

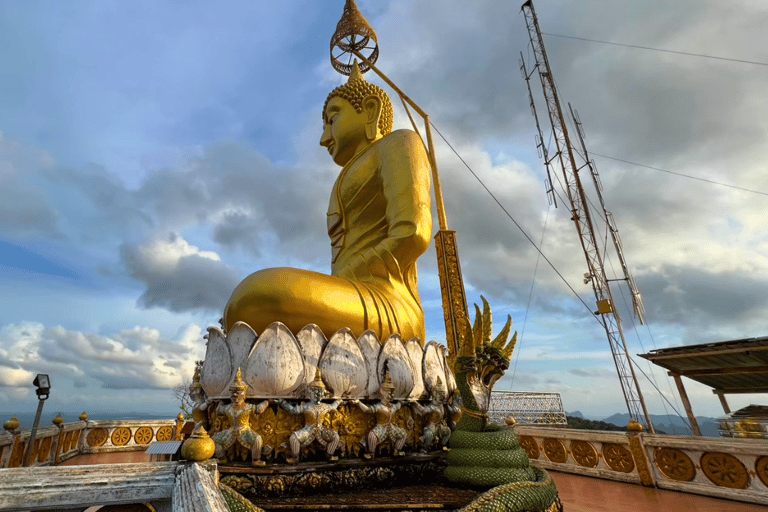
[0,461,226,512]
[516,424,768,506]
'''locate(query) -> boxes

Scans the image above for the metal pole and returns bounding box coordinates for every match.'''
[22,398,46,467]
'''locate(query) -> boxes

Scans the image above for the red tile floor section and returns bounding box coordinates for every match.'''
[550,471,768,512]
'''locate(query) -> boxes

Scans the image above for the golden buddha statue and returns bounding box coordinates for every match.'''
[224,61,432,343]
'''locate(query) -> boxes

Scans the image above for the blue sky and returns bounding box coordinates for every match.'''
[1,0,767,425]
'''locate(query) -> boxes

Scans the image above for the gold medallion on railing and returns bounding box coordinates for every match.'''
[38,437,52,463]
[72,430,82,450]
[86,427,108,447]
[134,426,154,445]
[654,447,695,481]
[111,427,132,446]
[156,425,173,442]
[603,443,634,473]
[756,456,768,488]
[61,431,72,453]
[700,452,749,489]
[542,438,567,463]
[519,435,540,460]
[570,440,598,468]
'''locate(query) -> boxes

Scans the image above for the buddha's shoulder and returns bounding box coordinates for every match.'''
[379,129,424,151]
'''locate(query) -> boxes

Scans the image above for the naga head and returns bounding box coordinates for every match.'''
[454,296,517,418]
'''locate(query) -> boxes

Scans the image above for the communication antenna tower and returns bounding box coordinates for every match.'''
[520,0,654,432]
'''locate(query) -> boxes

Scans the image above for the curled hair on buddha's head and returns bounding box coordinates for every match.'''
[323,60,394,137]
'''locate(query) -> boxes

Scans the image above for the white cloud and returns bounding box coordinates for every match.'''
[0,322,205,391]
[121,233,240,313]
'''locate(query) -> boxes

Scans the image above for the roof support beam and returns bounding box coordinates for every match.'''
[669,372,702,436]
[715,391,731,415]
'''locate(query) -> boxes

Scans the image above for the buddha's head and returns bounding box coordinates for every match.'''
[320,61,393,166]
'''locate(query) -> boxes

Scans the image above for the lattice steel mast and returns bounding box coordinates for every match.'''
[521,0,654,432]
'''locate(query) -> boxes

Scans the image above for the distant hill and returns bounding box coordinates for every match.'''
[2,411,174,431]
[600,412,721,437]
[566,415,628,432]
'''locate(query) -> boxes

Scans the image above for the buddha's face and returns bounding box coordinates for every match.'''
[320,95,372,166]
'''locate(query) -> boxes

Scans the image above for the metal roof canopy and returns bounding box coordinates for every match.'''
[639,335,768,436]
[145,441,182,456]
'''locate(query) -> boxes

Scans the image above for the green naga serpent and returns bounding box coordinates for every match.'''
[446,297,562,512]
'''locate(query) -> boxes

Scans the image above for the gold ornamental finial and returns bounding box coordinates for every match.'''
[309,368,326,390]
[229,367,247,393]
[381,370,395,392]
[3,417,20,432]
[330,0,379,75]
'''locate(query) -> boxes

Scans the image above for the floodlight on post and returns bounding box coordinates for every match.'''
[22,374,50,467]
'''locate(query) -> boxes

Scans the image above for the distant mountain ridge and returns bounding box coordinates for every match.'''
[567,411,721,437]
[2,411,174,431]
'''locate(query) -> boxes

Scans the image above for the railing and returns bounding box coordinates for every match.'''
[78,420,178,455]
[489,391,567,426]
[517,424,768,506]
[1,416,181,468]
[0,421,87,468]
[0,461,226,512]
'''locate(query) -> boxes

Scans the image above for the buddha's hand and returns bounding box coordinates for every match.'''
[347,247,392,282]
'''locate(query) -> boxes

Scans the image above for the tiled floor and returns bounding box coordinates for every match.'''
[550,471,768,512]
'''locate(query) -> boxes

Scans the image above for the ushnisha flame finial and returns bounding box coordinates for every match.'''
[330,0,379,75]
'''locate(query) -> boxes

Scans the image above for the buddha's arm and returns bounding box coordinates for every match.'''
[377,130,432,275]
[345,130,432,281]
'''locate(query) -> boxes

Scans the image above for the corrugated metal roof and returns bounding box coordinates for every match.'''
[639,336,768,393]
[145,441,182,455]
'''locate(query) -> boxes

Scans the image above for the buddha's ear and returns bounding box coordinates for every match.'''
[363,95,382,141]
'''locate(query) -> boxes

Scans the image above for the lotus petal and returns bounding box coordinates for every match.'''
[438,343,457,399]
[201,326,233,398]
[296,324,328,398]
[422,341,448,398]
[357,330,381,398]
[226,322,257,389]
[245,322,305,398]
[318,328,367,398]
[377,335,414,400]
[405,338,425,400]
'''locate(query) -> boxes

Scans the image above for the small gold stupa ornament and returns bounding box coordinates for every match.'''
[330,0,378,75]
[181,425,216,462]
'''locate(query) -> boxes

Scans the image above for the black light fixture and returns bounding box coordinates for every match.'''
[33,374,50,400]
[23,374,51,466]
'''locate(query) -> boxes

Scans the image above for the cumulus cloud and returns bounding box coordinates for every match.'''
[121,234,240,313]
[0,322,205,391]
